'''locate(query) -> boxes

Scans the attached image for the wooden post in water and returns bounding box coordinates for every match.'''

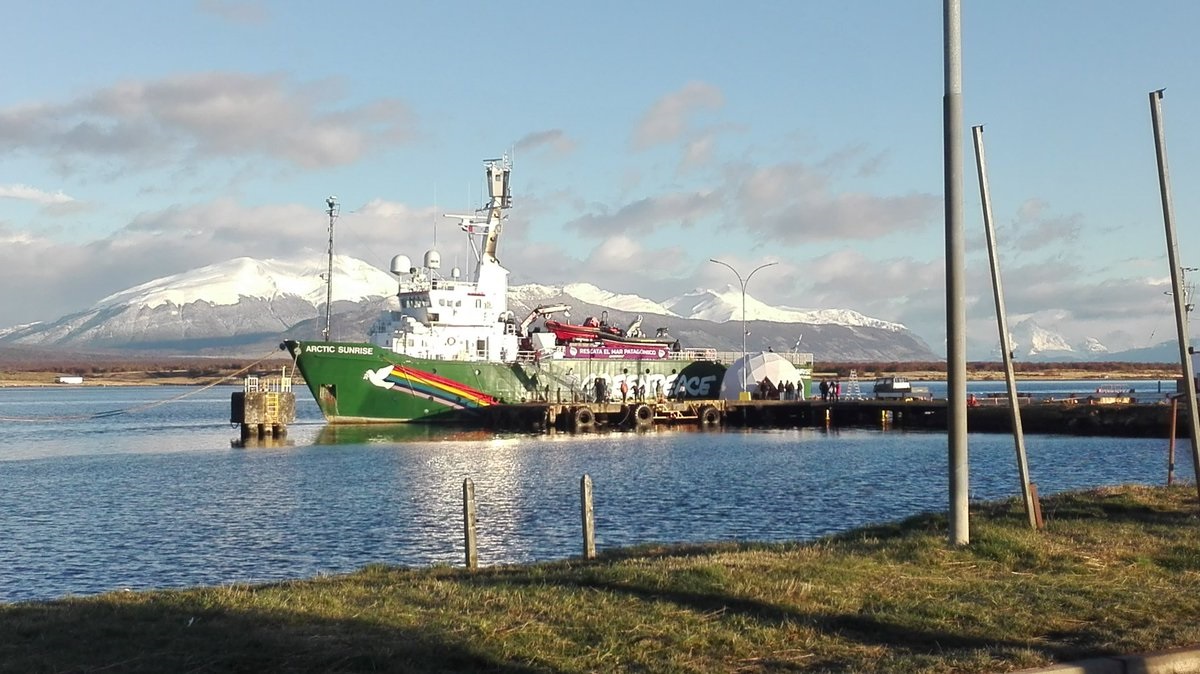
[463,478,478,570]
[581,474,596,560]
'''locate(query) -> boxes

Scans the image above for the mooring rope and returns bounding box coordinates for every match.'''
[0,348,285,423]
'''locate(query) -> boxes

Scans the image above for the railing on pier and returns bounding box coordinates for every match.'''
[244,368,293,393]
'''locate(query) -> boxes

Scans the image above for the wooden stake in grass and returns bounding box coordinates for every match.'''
[463,478,478,570]
[581,474,596,560]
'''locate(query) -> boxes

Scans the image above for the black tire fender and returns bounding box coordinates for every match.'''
[633,403,654,427]
[573,406,595,431]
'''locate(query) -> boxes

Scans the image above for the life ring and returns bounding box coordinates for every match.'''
[699,405,720,426]
[447,337,456,346]
[633,403,654,428]
[573,406,595,432]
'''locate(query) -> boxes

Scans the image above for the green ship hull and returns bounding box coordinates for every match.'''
[283,340,728,423]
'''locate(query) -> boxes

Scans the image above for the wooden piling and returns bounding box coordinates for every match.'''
[1168,397,1178,486]
[581,474,595,560]
[1029,482,1044,530]
[463,478,478,570]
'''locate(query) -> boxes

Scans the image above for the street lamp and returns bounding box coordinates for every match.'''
[709,259,778,396]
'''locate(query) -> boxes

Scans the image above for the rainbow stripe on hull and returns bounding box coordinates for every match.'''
[368,364,498,410]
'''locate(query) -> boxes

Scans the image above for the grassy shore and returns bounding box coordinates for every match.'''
[2,485,1198,672]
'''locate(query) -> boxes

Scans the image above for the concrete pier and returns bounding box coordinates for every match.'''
[231,371,297,440]
[475,398,1181,437]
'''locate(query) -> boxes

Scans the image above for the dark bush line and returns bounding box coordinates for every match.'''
[819,361,1181,378]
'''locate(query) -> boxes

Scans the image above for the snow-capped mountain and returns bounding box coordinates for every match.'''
[511,283,680,318]
[1,255,940,360]
[664,286,907,331]
[96,256,395,310]
[1002,319,1112,361]
[0,256,395,351]
[508,283,935,361]
[1078,337,1110,355]
[1011,319,1075,357]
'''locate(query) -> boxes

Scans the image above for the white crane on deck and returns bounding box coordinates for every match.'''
[519,304,571,337]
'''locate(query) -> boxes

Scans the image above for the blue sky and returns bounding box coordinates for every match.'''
[4,0,1200,357]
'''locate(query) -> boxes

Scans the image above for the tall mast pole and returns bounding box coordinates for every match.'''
[972,125,1039,529]
[323,195,339,342]
[1149,90,1200,502]
[944,0,969,545]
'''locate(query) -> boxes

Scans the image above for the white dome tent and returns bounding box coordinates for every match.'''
[718,351,804,401]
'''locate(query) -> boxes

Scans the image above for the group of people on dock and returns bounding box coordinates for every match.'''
[756,379,802,400]
[819,378,841,402]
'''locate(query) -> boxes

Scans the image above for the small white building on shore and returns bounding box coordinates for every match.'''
[55,375,84,385]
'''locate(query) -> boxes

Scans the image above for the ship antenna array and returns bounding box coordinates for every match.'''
[323,195,340,342]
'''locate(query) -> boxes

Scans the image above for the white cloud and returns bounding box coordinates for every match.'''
[514,129,576,157]
[0,73,414,172]
[563,190,722,236]
[0,184,75,205]
[730,162,941,242]
[632,82,724,150]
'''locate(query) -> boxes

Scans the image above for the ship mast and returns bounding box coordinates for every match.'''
[480,156,511,267]
[323,195,339,341]
[444,156,512,282]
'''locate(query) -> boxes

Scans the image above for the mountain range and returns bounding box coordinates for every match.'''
[0,255,1182,362]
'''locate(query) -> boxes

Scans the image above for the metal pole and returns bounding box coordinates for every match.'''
[323,196,339,342]
[1149,89,1200,502]
[972,125,1039,530]
[710,260,777,395]
[944,0,969,545]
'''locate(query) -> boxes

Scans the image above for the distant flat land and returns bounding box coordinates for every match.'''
[0,360,1184,388]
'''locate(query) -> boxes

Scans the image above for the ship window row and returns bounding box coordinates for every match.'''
[400,297,432,309]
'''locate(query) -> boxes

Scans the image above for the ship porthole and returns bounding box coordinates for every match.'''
[447,337,456,346]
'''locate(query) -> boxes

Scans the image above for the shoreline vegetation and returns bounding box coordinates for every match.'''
[0,358,1186,388]
[1,485,1198,672]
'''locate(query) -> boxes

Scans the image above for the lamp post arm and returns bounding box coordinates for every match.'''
[745,261,778,288]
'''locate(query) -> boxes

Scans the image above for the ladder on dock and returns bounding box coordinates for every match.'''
[846,370,863,400]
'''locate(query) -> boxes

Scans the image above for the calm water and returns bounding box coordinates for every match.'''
[0,383,1192,604]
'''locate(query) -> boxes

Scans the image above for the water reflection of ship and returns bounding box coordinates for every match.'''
[314,424,505,445]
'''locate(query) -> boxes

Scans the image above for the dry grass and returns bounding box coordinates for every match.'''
[1,485,1198,672]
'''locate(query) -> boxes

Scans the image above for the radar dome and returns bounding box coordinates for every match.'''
[390,254,413,276]
[424,250,441,270]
